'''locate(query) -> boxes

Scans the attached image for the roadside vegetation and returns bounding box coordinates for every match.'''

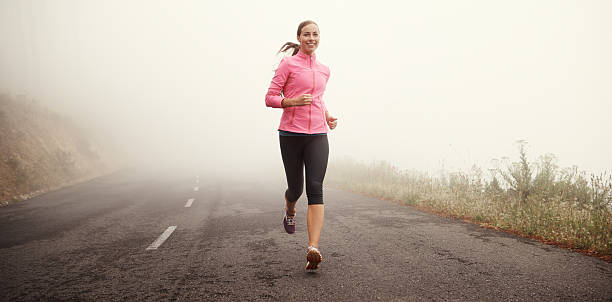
[326,141,612,258]
[0,94,117,205]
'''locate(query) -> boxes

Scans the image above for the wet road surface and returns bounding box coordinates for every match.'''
[1,167,611,301]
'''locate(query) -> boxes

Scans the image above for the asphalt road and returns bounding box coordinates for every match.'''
[1,167,611,301]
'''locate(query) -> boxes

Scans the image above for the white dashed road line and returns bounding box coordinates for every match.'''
[146,226,177,250]
[194,186,199,191]
[185,198,194,207]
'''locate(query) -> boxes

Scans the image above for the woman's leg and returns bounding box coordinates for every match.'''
[307,205,324,248]
[303,135,329,248]
[279,135,305,216]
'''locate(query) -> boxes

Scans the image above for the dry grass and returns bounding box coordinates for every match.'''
[0,94,117,205]
[326,145,612,258]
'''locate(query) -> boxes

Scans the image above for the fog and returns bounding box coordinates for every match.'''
[1,0,611,177]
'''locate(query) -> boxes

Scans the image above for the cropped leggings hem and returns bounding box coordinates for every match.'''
[279,135,329,205]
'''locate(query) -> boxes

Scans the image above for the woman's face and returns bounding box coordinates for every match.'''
[297,23,319,55]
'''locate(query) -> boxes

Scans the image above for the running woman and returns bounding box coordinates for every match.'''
[265,20,338,270]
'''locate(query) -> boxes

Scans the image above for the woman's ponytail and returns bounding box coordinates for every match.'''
[278,42,300,56]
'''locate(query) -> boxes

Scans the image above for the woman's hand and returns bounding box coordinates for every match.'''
[326,114,338,130]
[282,94,312,107]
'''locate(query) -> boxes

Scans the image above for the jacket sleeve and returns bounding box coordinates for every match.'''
[265,58,289,108]
[322,66,331,113]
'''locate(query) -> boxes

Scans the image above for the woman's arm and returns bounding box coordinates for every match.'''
[282,95,313,107]
[265,59,289,108]
[325,110,338,130]
[265,59,313,108]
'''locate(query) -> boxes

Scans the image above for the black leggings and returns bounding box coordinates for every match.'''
[280,135,329,205]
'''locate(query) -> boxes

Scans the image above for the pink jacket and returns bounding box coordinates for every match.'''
[265,50,331,134]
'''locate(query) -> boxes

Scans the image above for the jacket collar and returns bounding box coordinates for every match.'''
[296,49,316,61]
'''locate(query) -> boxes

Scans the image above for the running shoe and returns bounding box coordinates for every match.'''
[306,246,322,270]
[283,195,296,234]
[283,211,296,234]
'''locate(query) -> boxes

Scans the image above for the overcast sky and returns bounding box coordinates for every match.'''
[1,0,610,176]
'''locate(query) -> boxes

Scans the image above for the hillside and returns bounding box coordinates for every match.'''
[0,94,117,205]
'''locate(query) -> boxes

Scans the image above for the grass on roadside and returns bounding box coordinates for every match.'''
[326,143,612,258]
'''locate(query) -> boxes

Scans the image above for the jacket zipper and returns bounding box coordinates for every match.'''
[308,56,314,133]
